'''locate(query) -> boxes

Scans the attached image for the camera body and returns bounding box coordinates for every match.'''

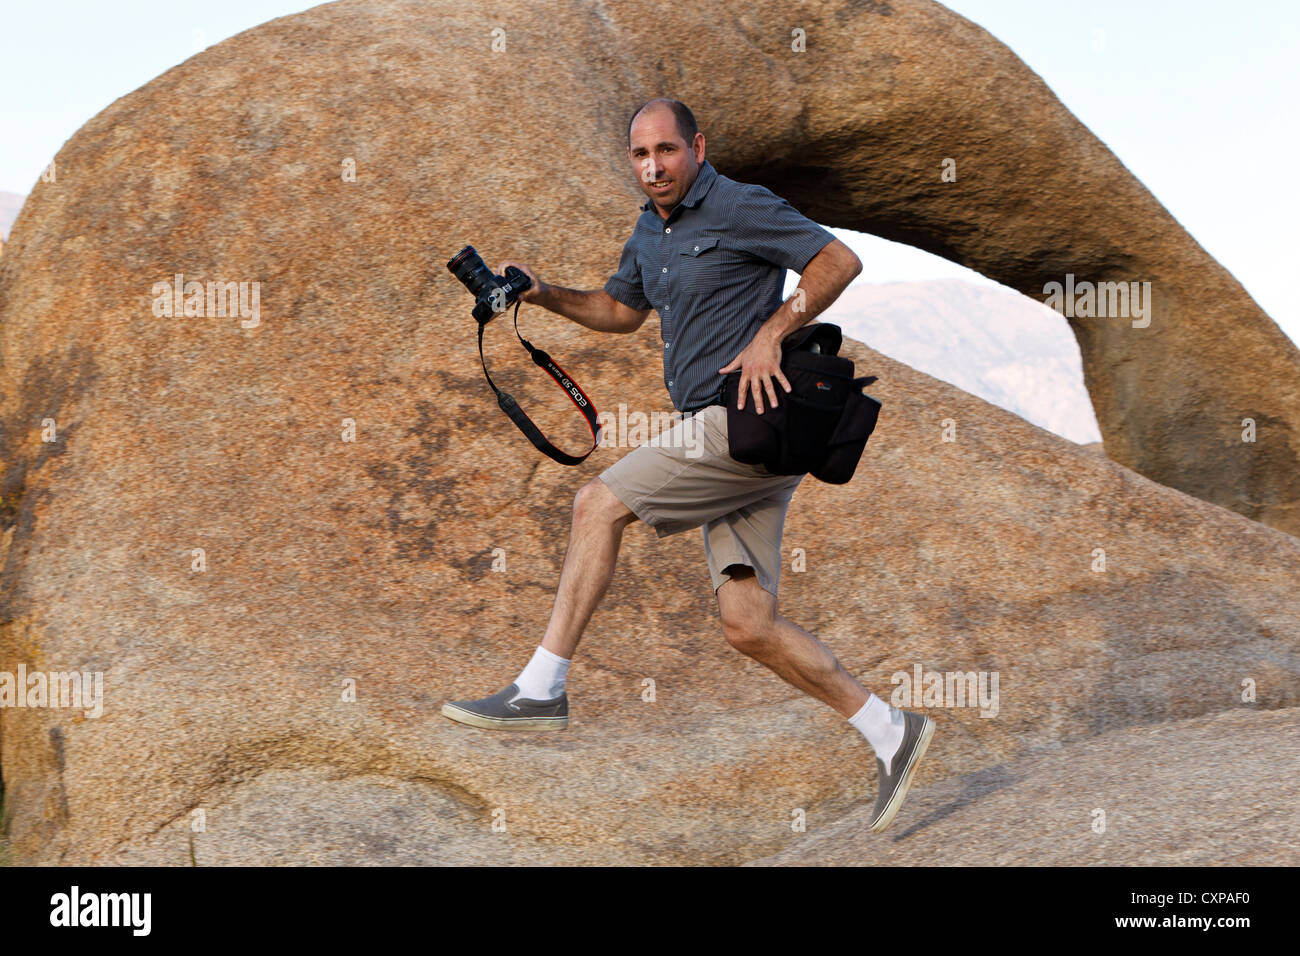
[446,245,533,323]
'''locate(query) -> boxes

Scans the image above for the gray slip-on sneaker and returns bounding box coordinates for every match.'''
[869,710,936,833]
[441,682,569,731]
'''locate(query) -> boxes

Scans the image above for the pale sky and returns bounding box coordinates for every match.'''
[2,0,1296,345]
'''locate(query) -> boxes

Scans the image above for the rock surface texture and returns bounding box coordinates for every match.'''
[1,0,1297,864]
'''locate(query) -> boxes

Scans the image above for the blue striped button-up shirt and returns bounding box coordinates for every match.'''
[603,159,836,413]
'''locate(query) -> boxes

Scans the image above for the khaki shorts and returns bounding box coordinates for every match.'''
[598,403,803,598]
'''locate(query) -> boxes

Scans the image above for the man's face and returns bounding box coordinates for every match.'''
[628,107,704,216]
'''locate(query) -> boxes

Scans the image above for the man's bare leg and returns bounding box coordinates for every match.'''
[440,477,637,730]
[539,477,638,660]
[715,565,936,832]
[715,565,869,717]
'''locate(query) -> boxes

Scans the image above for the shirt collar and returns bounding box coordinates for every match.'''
[640,159,718,213]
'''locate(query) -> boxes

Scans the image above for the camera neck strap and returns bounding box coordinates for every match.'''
[477,301,602,466]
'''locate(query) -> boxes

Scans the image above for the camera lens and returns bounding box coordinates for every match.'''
[447,246,495,299]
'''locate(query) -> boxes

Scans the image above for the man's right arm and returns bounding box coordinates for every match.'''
[533,284,650,334]
[496,260,650,334]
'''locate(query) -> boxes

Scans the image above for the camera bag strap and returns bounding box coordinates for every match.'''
[477,301,603,466]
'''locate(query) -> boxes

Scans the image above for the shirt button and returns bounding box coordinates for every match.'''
[661,267,667,273]
[668,380,674,387]
[665,227,671,233]
[694,245,699,251]
[664,342,670,349]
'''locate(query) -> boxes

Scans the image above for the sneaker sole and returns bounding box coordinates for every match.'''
[440,702,569,731]
[870,716,935,833]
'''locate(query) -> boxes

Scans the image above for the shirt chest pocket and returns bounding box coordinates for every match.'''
[677,236,720,296]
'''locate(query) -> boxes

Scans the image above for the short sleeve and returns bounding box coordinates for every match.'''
[603,235,651,311]
[732,185,836,273]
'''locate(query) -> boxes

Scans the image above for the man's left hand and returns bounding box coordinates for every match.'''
[719,330,790,414]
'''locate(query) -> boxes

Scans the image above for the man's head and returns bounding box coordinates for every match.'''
[626,98,705,215]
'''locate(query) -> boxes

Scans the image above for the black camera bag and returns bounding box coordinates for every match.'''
[722,323,881,484]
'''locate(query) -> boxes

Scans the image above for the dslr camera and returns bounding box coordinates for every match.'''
[446,245,533,323]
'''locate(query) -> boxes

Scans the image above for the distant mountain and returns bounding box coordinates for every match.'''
[0,191,26,240]
[824,279,1103,444]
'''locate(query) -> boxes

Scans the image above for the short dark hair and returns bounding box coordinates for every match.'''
[626,98,699,149]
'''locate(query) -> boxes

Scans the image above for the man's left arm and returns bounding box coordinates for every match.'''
[757,237,862,346]
[720,234,862,414]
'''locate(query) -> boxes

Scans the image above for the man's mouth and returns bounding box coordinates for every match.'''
[650,180,672,190]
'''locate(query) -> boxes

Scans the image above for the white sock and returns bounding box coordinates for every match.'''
[849,695,906,772]
[511,645,571,701]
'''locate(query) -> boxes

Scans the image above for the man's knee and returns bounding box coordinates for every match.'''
[717,565,778,653]
[574,477,636,529]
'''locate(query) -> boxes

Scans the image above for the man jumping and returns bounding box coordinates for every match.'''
[441,98,935,833]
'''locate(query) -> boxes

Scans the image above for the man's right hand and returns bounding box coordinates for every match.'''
[497,260,545,303]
